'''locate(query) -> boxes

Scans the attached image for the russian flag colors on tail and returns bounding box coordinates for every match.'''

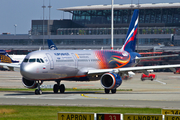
[121,9,139,52]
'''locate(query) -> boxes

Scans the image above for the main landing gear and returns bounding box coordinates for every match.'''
[35,81,42,95]
[53,81,65,93]
[104,88,117,94]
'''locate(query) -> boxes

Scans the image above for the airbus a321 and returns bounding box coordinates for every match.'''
[20,9,180,94]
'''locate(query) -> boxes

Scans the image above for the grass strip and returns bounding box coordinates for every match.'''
[0,105,161,120]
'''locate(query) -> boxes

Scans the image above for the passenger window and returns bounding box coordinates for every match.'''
[37,59,41,63]
[23,59,28,62]
[40,58,44,63]
[29,59,36,62]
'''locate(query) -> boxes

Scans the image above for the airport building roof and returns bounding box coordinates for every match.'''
[58,3,180,11]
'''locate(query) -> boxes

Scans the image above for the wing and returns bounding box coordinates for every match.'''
[88,64,180,75]
[0,63,20,68]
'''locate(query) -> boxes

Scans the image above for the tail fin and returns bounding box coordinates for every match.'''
[0,50,19,63]
[121,9,139,52]
[47,39,58,50]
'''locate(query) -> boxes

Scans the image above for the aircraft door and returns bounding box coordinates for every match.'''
[46,53,54,70]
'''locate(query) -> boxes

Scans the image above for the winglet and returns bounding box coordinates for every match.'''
[47,39,58,50]
[121,9,139,52]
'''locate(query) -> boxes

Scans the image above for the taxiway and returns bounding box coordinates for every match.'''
[0,71,180,108]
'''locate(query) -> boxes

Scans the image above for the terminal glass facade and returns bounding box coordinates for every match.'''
[72,8,180,26]
[0,38,179,46]
[57,27,178,35]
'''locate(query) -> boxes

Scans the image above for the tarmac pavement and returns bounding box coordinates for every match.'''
[0,71,180,108]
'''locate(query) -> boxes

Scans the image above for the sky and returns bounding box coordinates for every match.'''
[0,0,180,34]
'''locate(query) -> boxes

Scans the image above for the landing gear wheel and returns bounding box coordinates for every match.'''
[53,84,59,93]
[35,89,42,95]
[59,84,65,93]
[104,89,110,94]
[35,89,39,95]
[111,89,116,94]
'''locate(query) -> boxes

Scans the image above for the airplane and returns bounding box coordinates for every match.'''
[19,9,180,95]
[0,39,57,71]
[0,50,20,64]
[0,50,25,71]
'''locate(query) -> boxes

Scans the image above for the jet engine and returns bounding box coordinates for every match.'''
[22,77,40,89]
[100,73,122,89]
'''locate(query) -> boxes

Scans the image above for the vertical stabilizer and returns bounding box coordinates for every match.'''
[121,9,139,52]
[47,39,58,50]
[0,50,19,63]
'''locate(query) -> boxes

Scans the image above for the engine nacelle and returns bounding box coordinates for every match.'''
[22,77,39,89]
[100,73,122,89]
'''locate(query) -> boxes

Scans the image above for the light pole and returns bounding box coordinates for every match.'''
[137,0,140,52]
[48,0,52,38]
[14,24,17,35]
[42,0,46,50]
[111,0,114,50]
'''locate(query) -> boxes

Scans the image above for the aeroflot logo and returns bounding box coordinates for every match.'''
[54,53,70,56]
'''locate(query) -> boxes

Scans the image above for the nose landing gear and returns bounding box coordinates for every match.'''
[35,81,42,95]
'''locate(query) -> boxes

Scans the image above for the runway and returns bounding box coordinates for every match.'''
[0,71,180,108]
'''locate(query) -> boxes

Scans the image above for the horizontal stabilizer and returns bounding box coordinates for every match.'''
[136,54,179,60]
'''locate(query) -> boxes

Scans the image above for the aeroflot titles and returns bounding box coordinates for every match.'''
[54,53,70,56]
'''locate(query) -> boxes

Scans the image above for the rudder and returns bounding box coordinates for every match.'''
[121,9,139,52]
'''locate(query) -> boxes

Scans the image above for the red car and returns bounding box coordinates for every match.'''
[174,68,180,74]
[141,74,156,81]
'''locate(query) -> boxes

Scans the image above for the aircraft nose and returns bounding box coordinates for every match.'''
[20,63,34,79]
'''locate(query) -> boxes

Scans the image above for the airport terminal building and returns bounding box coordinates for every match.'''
[0,3,180,54]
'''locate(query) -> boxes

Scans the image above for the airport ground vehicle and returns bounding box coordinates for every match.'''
[141,74,156,81]
[174,68,180,74]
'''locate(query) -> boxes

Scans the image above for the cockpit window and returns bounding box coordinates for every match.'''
[23,58,44,63]
[23,59,28,62]
[29,59,36,62]
[37,58,41,63]
[40,58,44,63]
